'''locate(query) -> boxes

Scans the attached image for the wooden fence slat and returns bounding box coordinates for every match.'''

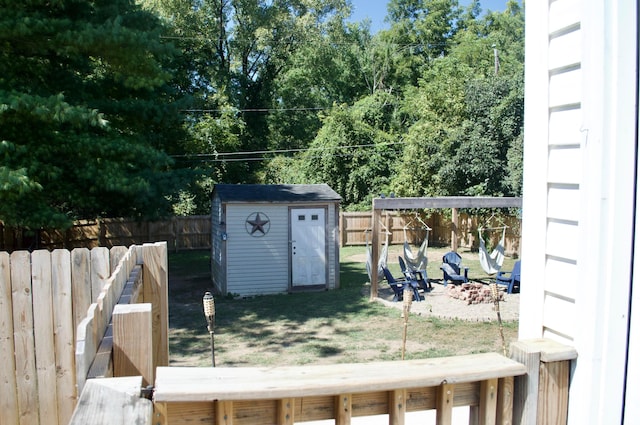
[0,251,19,424]
[75,304,97,396]
[71,248,91,342]
[11,250,40,425]
[109,246,129,274]
[32,250,60,424]
[51,249,76,425]
[90,247,109,301]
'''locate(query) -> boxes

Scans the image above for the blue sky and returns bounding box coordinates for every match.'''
[349,0,513,33]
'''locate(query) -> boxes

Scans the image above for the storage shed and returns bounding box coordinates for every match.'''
[211,184,341,297]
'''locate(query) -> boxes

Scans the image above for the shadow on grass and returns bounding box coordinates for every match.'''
[167,249,519,366]
[167,251,392,364]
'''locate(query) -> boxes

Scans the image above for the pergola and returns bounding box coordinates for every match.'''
[370,196,523,300]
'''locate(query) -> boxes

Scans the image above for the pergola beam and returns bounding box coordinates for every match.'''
[373,196,523,210]
[369,196,522,300]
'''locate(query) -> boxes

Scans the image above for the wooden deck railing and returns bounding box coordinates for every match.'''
[70,338,578,425]
[152,353,526,425]
[64,243,575,425]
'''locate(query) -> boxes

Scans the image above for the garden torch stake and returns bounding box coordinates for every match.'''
[401,288,413,360]
[203,292,216,367]
[490,283,507,357]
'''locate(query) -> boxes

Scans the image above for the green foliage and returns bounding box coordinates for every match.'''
[0,0,188,228]
[1,0,525,224]
[390,3,524,198]
[301,93,400,206]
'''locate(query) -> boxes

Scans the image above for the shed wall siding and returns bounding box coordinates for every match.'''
[327,204,339,290]
[211,195,226,294]
[225,204,290,296]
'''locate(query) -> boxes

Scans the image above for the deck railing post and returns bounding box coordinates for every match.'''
[113,303,153,386]
[436,382,454,424]
[389,389,407,425]
[510,338,577,425]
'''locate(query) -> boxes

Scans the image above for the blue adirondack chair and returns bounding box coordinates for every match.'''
[440,251,469,286]
[382,266,421,302]
[496,260,521,293]
[398,256,431,292]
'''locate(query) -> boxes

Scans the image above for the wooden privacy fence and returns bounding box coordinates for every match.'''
[70,339,576,425]
[340,211,521,255]
[1,216,210,252]
[0,211,520,253]
[0,242,168,425]
[2,211,520,254]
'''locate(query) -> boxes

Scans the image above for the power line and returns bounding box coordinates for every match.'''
[172,140,405,162]
[160,35,451,49]
[182,107,328,113]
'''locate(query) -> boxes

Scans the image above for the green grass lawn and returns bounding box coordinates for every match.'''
[167,245,519,367]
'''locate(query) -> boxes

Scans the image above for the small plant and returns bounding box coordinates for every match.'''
[225,292,240,300]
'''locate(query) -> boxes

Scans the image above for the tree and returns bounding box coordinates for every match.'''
[268,18,371,151]
[0,0,187,229]
[377,0,462,91]
[391,3,524,198]
[143,0,355,180]
[300,92,400,208]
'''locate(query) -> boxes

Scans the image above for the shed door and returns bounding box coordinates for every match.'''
[291,208,326,287]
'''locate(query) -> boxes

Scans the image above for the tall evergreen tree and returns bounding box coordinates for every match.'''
[0,0,186,228]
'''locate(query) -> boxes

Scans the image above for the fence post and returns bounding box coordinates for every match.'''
[172,216,178,252]
[370,208,382,300]
[511,338,577,425]
[141,242,169,380]
[113,303,153,386]
[451,208,459,251]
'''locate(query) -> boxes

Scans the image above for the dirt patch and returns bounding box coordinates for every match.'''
[372,283,519,322]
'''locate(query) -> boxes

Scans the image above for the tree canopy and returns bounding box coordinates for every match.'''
[0,0,188,228]
[1,0,525,229]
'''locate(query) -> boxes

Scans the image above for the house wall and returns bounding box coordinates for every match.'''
[521,0,638,423]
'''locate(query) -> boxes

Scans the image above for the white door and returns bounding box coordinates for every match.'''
[290,208,326,287]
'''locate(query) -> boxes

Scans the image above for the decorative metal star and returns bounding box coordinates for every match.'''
[247,212,269,235]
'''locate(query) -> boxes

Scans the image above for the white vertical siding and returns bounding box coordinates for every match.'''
[523,0,638,423]
[220,202,340,296]
[225,204,290,296]
[327,204,340,289]
[521,0,582,343]
[211,196,225,294]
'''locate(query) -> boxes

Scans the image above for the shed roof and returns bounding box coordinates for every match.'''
[213,184,341,203]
